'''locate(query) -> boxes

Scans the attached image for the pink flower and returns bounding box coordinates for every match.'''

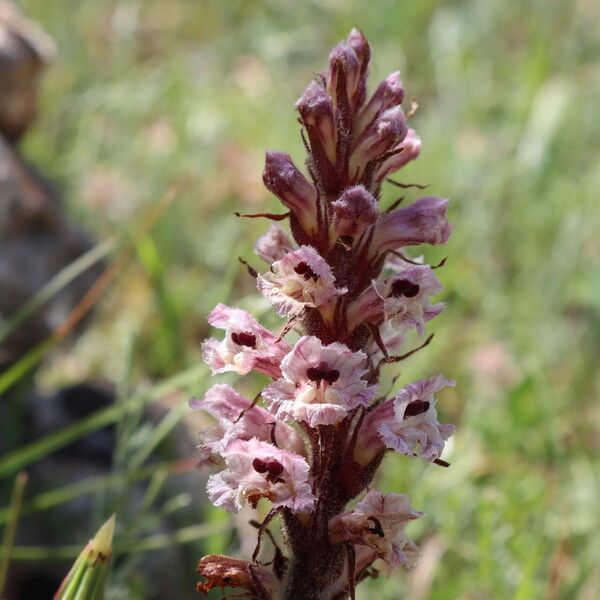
[369,196,452,260]
[347,259,443,335]
[262,336,376,427]
[372,263,444,335]
[257,246,346,318]
[207,438,315,512]
[378,375,455,462]
[329,490,422,569]
[254,224,295,264]
[189,384,306,459]
[202,304,290,378]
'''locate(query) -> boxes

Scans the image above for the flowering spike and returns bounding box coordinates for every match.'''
[193,28,456,599]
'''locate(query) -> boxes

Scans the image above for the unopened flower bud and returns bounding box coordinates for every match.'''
[328,42,360,112]
[296,80,337,166]
[330,185,379,246]
[369,196,452,259]
[355,71,404,137]
[349,105,408,183]
[347,27,370,77]
[263,151,318,236]
[374,128,421,187]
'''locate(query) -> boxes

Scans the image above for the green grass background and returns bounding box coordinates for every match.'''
[2,0,599,598]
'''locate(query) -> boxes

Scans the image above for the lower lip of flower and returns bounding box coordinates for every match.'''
[233,353,247,370]
[297,384,340,406]
[283,280,306,299]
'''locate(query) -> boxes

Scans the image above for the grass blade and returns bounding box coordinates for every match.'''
[0,472,28,596]
[0,365,205,479]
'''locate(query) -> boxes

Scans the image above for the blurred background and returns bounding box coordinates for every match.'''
[0,0,599,598]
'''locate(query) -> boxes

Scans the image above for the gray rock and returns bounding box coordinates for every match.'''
[0,0,55,142]
[0,137,102,368]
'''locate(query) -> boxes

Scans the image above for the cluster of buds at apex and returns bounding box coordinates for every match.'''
[194,27,456,599]
[327,36,367,116]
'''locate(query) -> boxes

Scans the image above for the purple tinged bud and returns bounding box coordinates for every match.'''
[349,105,408,182]
[330,185,379,246]
[344,28,371,112]
[374,128,421,186]
[263,151,318,235]
[355,71,404,137]
[296,80,337,165]
[347,28,370,73]
[328,42,361,111]
[369,196,452,259]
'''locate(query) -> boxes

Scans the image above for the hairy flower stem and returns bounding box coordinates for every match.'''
[282,488,346,599]
[282,543,345,600]
[282,426,362,599]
